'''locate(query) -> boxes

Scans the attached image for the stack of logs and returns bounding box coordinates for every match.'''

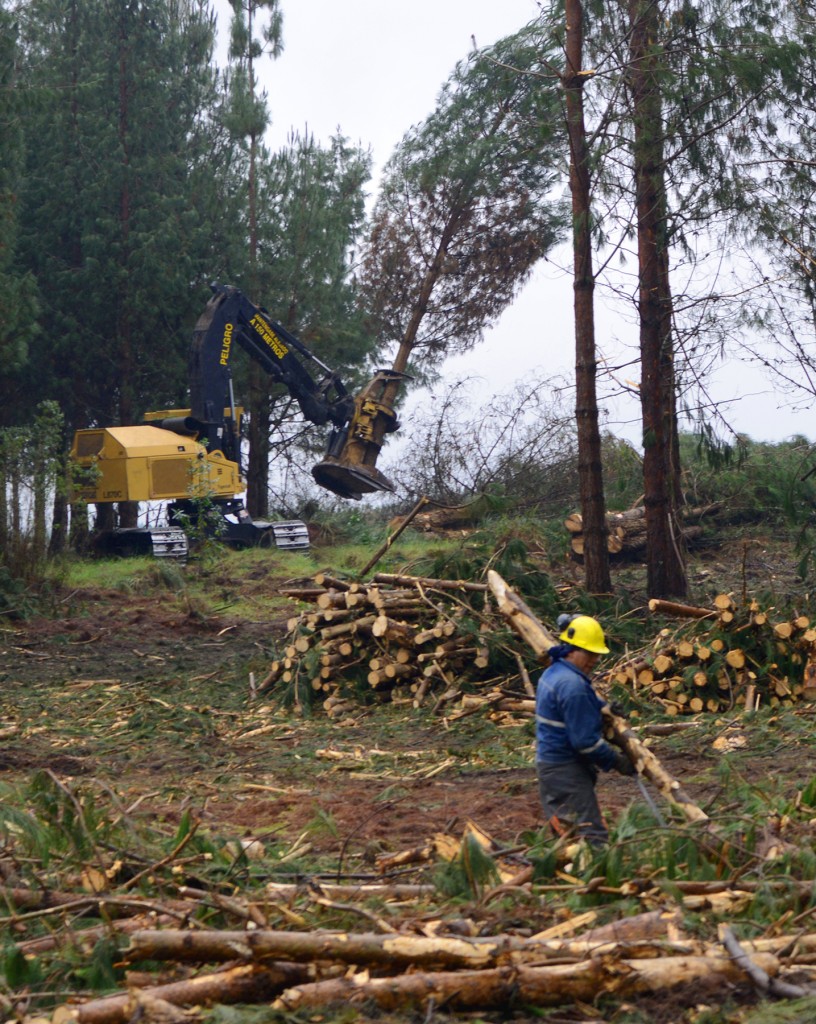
[565,506,709,559]
[260,573,506,716]
[611,594,816,714]
[260,573,816,718]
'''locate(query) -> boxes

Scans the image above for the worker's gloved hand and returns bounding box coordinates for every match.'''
[608,700,628,718]
[613,750,637,776]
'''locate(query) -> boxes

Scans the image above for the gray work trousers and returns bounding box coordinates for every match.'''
[537,760,608,845]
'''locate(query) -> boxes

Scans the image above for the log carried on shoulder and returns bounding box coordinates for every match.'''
[486,570,709,825]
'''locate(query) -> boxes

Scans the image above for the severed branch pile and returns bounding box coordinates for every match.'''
[261,572,510,716]
[260,570,816,725]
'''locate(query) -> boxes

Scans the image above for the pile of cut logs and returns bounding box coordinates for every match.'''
[564,505,712,559]
[610,594,816,714]
[262,572,816,718]
[261,572,513,716]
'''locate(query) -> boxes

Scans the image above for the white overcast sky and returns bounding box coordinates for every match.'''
[213,0,812,450]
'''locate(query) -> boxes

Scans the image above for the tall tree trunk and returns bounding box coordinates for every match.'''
[244,0,270,519]
[50,487,67,556]
[246,374,270,518]
[564,0,611,594]
[628,0,687,598]
[659,245,684,510]
[0,460,7,556]
[116,13,138,530]
[33,466,47,560]
[11,470,20,539]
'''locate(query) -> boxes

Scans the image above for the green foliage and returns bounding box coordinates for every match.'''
[2,943,43,988]
[0,566,37,620]
[0,7,39,382]
[680,433,816,525]
[360,18,567,368]
[16,0,227,430]
[171,495,226,564]
[433,833,500,899]
[71,937,121,992]
[0,401,64,580]
[0,798,55,863]
[600,434,644,508]
[27,769,105,860]
[742,997,816,1024]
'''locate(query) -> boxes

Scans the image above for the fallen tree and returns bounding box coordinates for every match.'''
[271,952,783,1011]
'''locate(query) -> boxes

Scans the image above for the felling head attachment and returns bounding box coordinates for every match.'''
[312,369,408,500]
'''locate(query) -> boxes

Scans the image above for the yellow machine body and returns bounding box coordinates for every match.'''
[70,425,243,504]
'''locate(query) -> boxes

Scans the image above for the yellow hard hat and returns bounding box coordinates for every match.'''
[559,615,609,654]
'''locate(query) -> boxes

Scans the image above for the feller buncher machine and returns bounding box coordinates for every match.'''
[70,284,405,557]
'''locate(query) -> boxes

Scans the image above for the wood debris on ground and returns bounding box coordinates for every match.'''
[48,877,816,1021]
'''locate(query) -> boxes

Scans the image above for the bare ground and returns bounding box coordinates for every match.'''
[0,574,760,861]
[2,546,815,1024]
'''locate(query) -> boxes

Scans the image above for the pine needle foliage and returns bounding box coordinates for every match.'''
[433,833,500,900]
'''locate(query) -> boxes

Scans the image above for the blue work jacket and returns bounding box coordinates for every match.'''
[535,657,618,770]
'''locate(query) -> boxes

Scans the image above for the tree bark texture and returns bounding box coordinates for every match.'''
[272,953,780,1011]
[75,963,306,1024]
[564,0,611,594]
[628,0,687,598]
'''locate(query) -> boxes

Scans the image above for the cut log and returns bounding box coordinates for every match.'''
[359,495,430,577]
[648,599,716,620]
[313,572,352,591]
[725,649,746,669]
[372,573,488,593]
[485,570,558,661]
[653,654,674,675]
[74,964,307,1024]
[272,953,781,1012]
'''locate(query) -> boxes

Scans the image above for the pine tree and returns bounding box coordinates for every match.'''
[0,5,39,421]
[253,132,375,509]
[16,0,227,528]
[222,0,283,516]
[562,0,611,595]
[360,25,566,403]
[550,0,800,597]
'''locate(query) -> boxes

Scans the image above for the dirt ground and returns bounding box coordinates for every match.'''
[0,582,711,863]
[4,552,815,1024]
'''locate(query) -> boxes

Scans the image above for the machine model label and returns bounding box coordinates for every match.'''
[249,314,289,360]
[220,323,234,366]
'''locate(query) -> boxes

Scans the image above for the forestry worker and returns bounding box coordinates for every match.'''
[535,614,635,845]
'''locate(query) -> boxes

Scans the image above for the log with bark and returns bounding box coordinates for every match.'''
[565,505,711,562]
[71,963,308,1024]
[124,924,801,975]
[272,953,782,1012]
